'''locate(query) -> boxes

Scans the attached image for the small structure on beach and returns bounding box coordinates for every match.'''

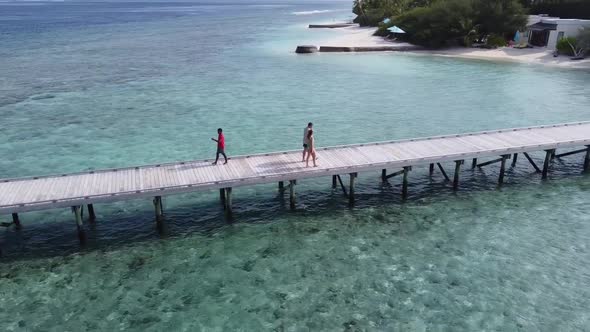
[524,15,590,48]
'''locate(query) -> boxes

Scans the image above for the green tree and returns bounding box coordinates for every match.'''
[472,0,528,37]
[392,0,475,47]
[567,28,590,57]
[387,0,527,48]
[353,0,410,26]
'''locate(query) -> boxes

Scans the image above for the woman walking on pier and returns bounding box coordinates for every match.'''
[211,128,228,165]
[302,122,313,162]
[306,129,317,168]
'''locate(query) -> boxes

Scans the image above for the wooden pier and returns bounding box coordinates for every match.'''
[1,122,590,241]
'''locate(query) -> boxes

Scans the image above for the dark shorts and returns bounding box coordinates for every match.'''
[217,148,225,154]
[303,144,308,148]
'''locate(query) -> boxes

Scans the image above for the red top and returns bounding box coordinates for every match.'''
[218,133,225,149]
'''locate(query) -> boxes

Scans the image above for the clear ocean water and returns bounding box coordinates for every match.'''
[1,1,590,330]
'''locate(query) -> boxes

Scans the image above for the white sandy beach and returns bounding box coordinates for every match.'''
[311,26,590,69]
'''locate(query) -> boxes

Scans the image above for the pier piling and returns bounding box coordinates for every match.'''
[225,188,233,216]
[87,204,96,221]
[153,196,163,230]
[471,158,477,169]
[584,146,590,172]
[429,163,434,176]
[279,181,284,192]
[11,213,21,229]
[349,173,357,205]
[289,180,296,209]
[219,188,226,207]
[153,196,163,216]
[402,167,410,199]
[332,175,337,189]
[72,206,85,243]
[453,160,462,190]
[542,149,555,179]
[499,155,509,184]
[511,153,518,166]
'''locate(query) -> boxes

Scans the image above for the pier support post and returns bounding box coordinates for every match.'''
[278,181,284,192]
[584,146,590,172]
[332,175,337,189]
[153,196,163,217]
[499,155,509,185]
[289,180,296,209]
[87,204,96,221]
[336,175,347,197]
[402,167,410,199]
[511,153,518,167]
[437,163,450,181]
[471,158,477,169]
[555,148,588,159]
[453,160,462,190]
[12,213,21,230]
[523,152,541,173]
[153,196,163,230]
[429,163,434,176]
[349,173,357,206]
[73,206,85,244]
[219,188,226,207]
[225,188,233,216]
[381,169,387,181]
[542,149,554,179]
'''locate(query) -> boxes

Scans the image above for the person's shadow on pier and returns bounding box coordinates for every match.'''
[254,160,307,174]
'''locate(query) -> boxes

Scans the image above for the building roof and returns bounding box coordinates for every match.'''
[528,22,557,31]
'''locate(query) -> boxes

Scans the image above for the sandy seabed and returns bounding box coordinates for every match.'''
[309,26,590,69]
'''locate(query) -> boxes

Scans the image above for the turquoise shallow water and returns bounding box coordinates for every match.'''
[1,1,590,331]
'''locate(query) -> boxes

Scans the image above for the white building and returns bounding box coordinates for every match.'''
[526,15,590,49]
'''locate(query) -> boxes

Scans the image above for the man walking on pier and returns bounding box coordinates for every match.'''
[212,128,228,165]
[302,122,313,162]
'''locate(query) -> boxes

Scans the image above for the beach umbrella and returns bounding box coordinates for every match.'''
[387,26,405,34]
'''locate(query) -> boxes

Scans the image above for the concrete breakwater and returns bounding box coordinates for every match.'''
[295,45,318,54]
[319,45,423,52]
[295,45,423,53]
[308,23,357,29]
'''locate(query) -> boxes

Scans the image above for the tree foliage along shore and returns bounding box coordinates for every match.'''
[354,0,528,48]
[352,0,436,26]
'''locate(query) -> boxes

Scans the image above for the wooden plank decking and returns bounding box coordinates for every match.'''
[1,121,590,215]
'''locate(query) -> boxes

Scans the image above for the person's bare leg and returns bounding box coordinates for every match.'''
[306,152,311,167]
[302,148,307,162]
[312,151,317,167]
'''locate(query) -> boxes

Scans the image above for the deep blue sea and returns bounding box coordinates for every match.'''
[1,1,590,330]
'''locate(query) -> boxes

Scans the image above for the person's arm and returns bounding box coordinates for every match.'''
[211,138,218,142]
